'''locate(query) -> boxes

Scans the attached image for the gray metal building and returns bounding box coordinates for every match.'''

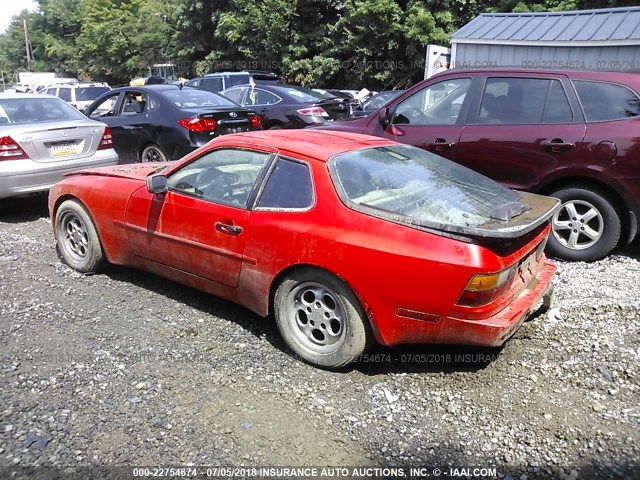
[451,7,640,70]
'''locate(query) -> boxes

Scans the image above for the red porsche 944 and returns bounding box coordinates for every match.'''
[49,130,558,368]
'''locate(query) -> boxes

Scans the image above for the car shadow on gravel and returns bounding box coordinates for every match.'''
[352,343,505,376]
[619,237,640,259]
[0,193,49,223]
[104,266,283,342]
[101,266,507,376]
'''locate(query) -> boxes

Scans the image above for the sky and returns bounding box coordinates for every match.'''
[0,0,38,33]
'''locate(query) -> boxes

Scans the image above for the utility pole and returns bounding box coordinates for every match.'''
[23,19,31,70]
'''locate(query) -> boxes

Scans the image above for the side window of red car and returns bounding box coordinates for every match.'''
[573,80,640,122]
[392,78,470,126]
[167,148,271,208]
[256,158,314,210]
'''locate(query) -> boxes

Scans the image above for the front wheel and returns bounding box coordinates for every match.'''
[274,269,372,369]
[55,200,106,273]
[141,144,168,163]
[546,187,621,262]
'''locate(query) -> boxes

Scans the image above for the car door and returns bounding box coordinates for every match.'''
[85,91,129,158]
[368,77,473,160]
[111,90,157,162]
[246,88,282,123]
[221,86,249,105]
[124,147,274,287]
[455,75,587,190]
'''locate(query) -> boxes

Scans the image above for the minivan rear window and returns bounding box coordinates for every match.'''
[329,145,520,228]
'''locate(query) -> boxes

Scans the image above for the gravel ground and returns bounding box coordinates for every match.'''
[0,193,639,480]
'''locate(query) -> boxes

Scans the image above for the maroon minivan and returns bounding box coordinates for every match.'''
[319,69,640,262]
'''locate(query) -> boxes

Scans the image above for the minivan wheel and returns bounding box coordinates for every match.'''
[141,144,168,162]
[274,269,372,369]
[546,187,621,262]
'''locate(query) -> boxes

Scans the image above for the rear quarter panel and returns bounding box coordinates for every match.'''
[239,152,510,345]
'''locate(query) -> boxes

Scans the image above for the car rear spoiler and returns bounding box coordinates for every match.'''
[353,191,560,240]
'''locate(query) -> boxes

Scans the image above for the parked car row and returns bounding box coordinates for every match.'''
[2,67,639,265]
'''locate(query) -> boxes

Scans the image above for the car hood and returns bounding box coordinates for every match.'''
[65,162,172,181]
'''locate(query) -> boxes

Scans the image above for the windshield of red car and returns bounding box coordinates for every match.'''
[329,145,521,228]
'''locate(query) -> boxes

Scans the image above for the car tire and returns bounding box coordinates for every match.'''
[141,144,168,162]
[546,187,621,262]
[55,200,106,273]
[274,268,372,369]
[267,125,283,130]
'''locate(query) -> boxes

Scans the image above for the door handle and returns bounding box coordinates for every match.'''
[215,222,243,236]
[543,139,574,153]
[430,138,455,152]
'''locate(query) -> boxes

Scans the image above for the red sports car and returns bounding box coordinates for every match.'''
[49,130,558,368]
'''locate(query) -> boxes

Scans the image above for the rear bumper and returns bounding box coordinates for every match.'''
[434,260,556,347]
[0,150,119,200]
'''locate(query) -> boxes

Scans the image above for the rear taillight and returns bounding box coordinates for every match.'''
[98,127,113,150]
[248,114,262,128]
[297,107,329,118]
[0,136,29,160]
[179,117,218,132]
[456,267,516,307]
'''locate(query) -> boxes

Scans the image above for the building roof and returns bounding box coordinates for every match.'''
[452,7,640,47]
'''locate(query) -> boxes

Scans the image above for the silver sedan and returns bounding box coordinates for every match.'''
[0,93,118,200]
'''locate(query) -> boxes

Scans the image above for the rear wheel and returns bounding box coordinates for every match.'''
[141,144,168,162]
[546,187,621,262]
[55,200,106,273]
[267,124,283,130]
[274,269,372,369]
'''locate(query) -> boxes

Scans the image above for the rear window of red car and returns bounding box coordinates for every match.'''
[329,145,520,229]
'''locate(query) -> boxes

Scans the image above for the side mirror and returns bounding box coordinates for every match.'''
[378,107,392,128]
[146,174,167,194]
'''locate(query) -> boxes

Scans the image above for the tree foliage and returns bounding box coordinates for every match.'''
[0,0,627,89]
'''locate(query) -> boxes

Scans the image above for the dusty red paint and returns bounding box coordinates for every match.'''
[49,130,555,348]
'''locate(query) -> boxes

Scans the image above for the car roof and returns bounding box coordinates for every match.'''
[216,130,396,161]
